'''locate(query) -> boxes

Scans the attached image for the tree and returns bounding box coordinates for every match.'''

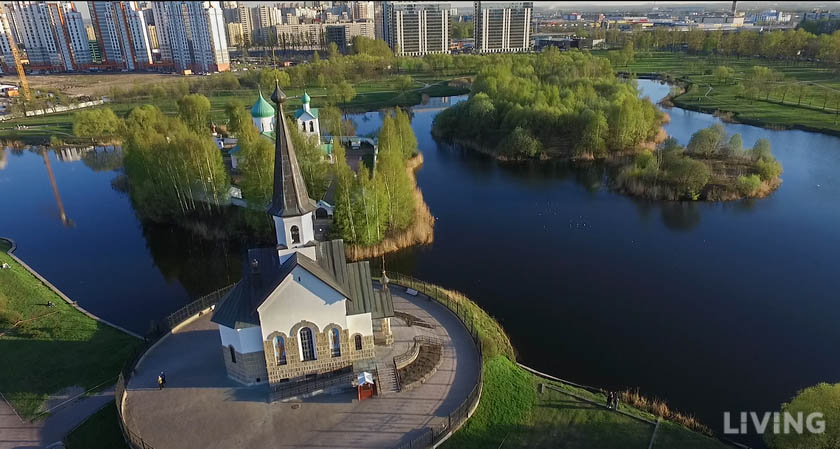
[750,138,773,161]
[713,66,733,85]
[728,133,743,157]
[765,383,840,449]
[177,94,211,134]
[327,81,356,106]
[665,154,710,199]
[224,100,253,137]
[288,117,330,200]
[237,131,274,207]
[393,75,414,95]
[394,108,417,159]
[376,114,416,230]
[736,174,762,196]
[498,126,542,159]
[72,107,123,142]
[686,123,726,156]
[576,109,609,156]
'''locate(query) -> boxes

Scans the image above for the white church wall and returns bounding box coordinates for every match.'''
[219,324,241,352]
[257,266,348,340]
[346,312,373,337]
[239,327,265,353]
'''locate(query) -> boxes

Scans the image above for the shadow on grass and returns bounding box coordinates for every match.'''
[0,324,139,419]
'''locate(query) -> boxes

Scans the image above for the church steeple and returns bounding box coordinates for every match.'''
[267,81,317,260]
[267,82,316,218]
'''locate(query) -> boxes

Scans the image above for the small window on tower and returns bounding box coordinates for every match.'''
[290,225,300,244]
[309,121,314,132]
[301,122,306,132]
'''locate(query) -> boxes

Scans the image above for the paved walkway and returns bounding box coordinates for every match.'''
[0,389,114,449]
[123,287,480,449]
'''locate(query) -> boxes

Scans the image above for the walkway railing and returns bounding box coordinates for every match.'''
[114,284,235,449]
[384,273,485,449]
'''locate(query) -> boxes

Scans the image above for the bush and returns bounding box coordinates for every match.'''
[765,383,840,449]
[736,174,762,196]
[499,126,542,159]
[756,158,782,181]
[665,154,710,199]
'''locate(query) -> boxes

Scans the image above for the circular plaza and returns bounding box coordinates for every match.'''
[121,286,480,449]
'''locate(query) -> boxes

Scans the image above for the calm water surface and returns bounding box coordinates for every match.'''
[1,82,839,445]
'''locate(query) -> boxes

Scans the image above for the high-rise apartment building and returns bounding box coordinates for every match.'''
[255,4,279,29]
[351,1,374,20]
[474,2,532,53]
[7,1,62,70]
[382,2,450,56]
[153,1,229,73]
[326,20,375,51]
[235,4,254,43]
[0,8,15,73]
[88,1,153,70]
[226,21,243,47]
[50,2,91,68]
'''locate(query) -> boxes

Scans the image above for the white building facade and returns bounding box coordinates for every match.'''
[383,2,450,56]
[474,2,532,53]
[153,1,229,73]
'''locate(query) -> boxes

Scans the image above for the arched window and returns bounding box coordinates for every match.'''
[229,345,236,364]
[330,328,341,357]
[309,121,315,132]
[301,122,306,132]
[300,327,316,361]
[273,336,287,365]
[354,334,363,351]
[290,225,300,244]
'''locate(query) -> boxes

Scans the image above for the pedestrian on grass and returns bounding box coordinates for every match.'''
[606,391,614,409]
[614,392,620,411]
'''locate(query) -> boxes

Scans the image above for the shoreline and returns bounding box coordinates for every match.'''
[629,72,840,138]
[345,153,435,261]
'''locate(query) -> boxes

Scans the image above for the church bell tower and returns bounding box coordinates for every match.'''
[267,81,318,263]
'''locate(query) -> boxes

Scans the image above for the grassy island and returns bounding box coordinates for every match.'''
[616,124,782,201]
[433,48,666,161]
[0,238,140,419]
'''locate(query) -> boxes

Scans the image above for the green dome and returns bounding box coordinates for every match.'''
[251,92,275,118]
[301,92,311,104]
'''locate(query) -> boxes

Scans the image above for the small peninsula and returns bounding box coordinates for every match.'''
[432,49,782,201]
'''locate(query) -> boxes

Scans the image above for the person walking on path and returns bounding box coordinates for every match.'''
[606,391,614,409]
[613,392,620,411]
[158,372,166,390]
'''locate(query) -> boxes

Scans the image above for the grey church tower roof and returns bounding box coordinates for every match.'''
[267,82,317,218]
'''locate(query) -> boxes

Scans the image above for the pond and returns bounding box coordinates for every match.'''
[1,81,839,446]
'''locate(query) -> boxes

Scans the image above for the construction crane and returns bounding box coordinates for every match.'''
[0,4,29,101]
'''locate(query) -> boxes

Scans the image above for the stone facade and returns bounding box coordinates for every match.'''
[374,317,394,345]
[221,346,269,385]
[263,323,376,387]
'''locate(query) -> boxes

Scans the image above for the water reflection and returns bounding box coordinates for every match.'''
[41,150,72,227]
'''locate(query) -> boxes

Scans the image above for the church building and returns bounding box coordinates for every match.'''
[295,92,320,145]
[212,83,394,388]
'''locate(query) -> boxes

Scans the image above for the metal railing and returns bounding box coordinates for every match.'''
[114,284,235,449]
[394,335,444,370]
[384,273,485,449]
[269,368,355,403]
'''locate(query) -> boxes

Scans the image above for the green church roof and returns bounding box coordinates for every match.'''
[301,92,311,104]
[251,91,275,118]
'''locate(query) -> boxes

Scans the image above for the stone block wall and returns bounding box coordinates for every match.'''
[263,327,375,387]
[374,317,394,345]
[221,346,269,385]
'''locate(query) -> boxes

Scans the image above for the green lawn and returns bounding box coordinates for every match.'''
[0,77,469,144]
[0,239,141,419]
[605,51,840,134]
[64,403,128,449]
